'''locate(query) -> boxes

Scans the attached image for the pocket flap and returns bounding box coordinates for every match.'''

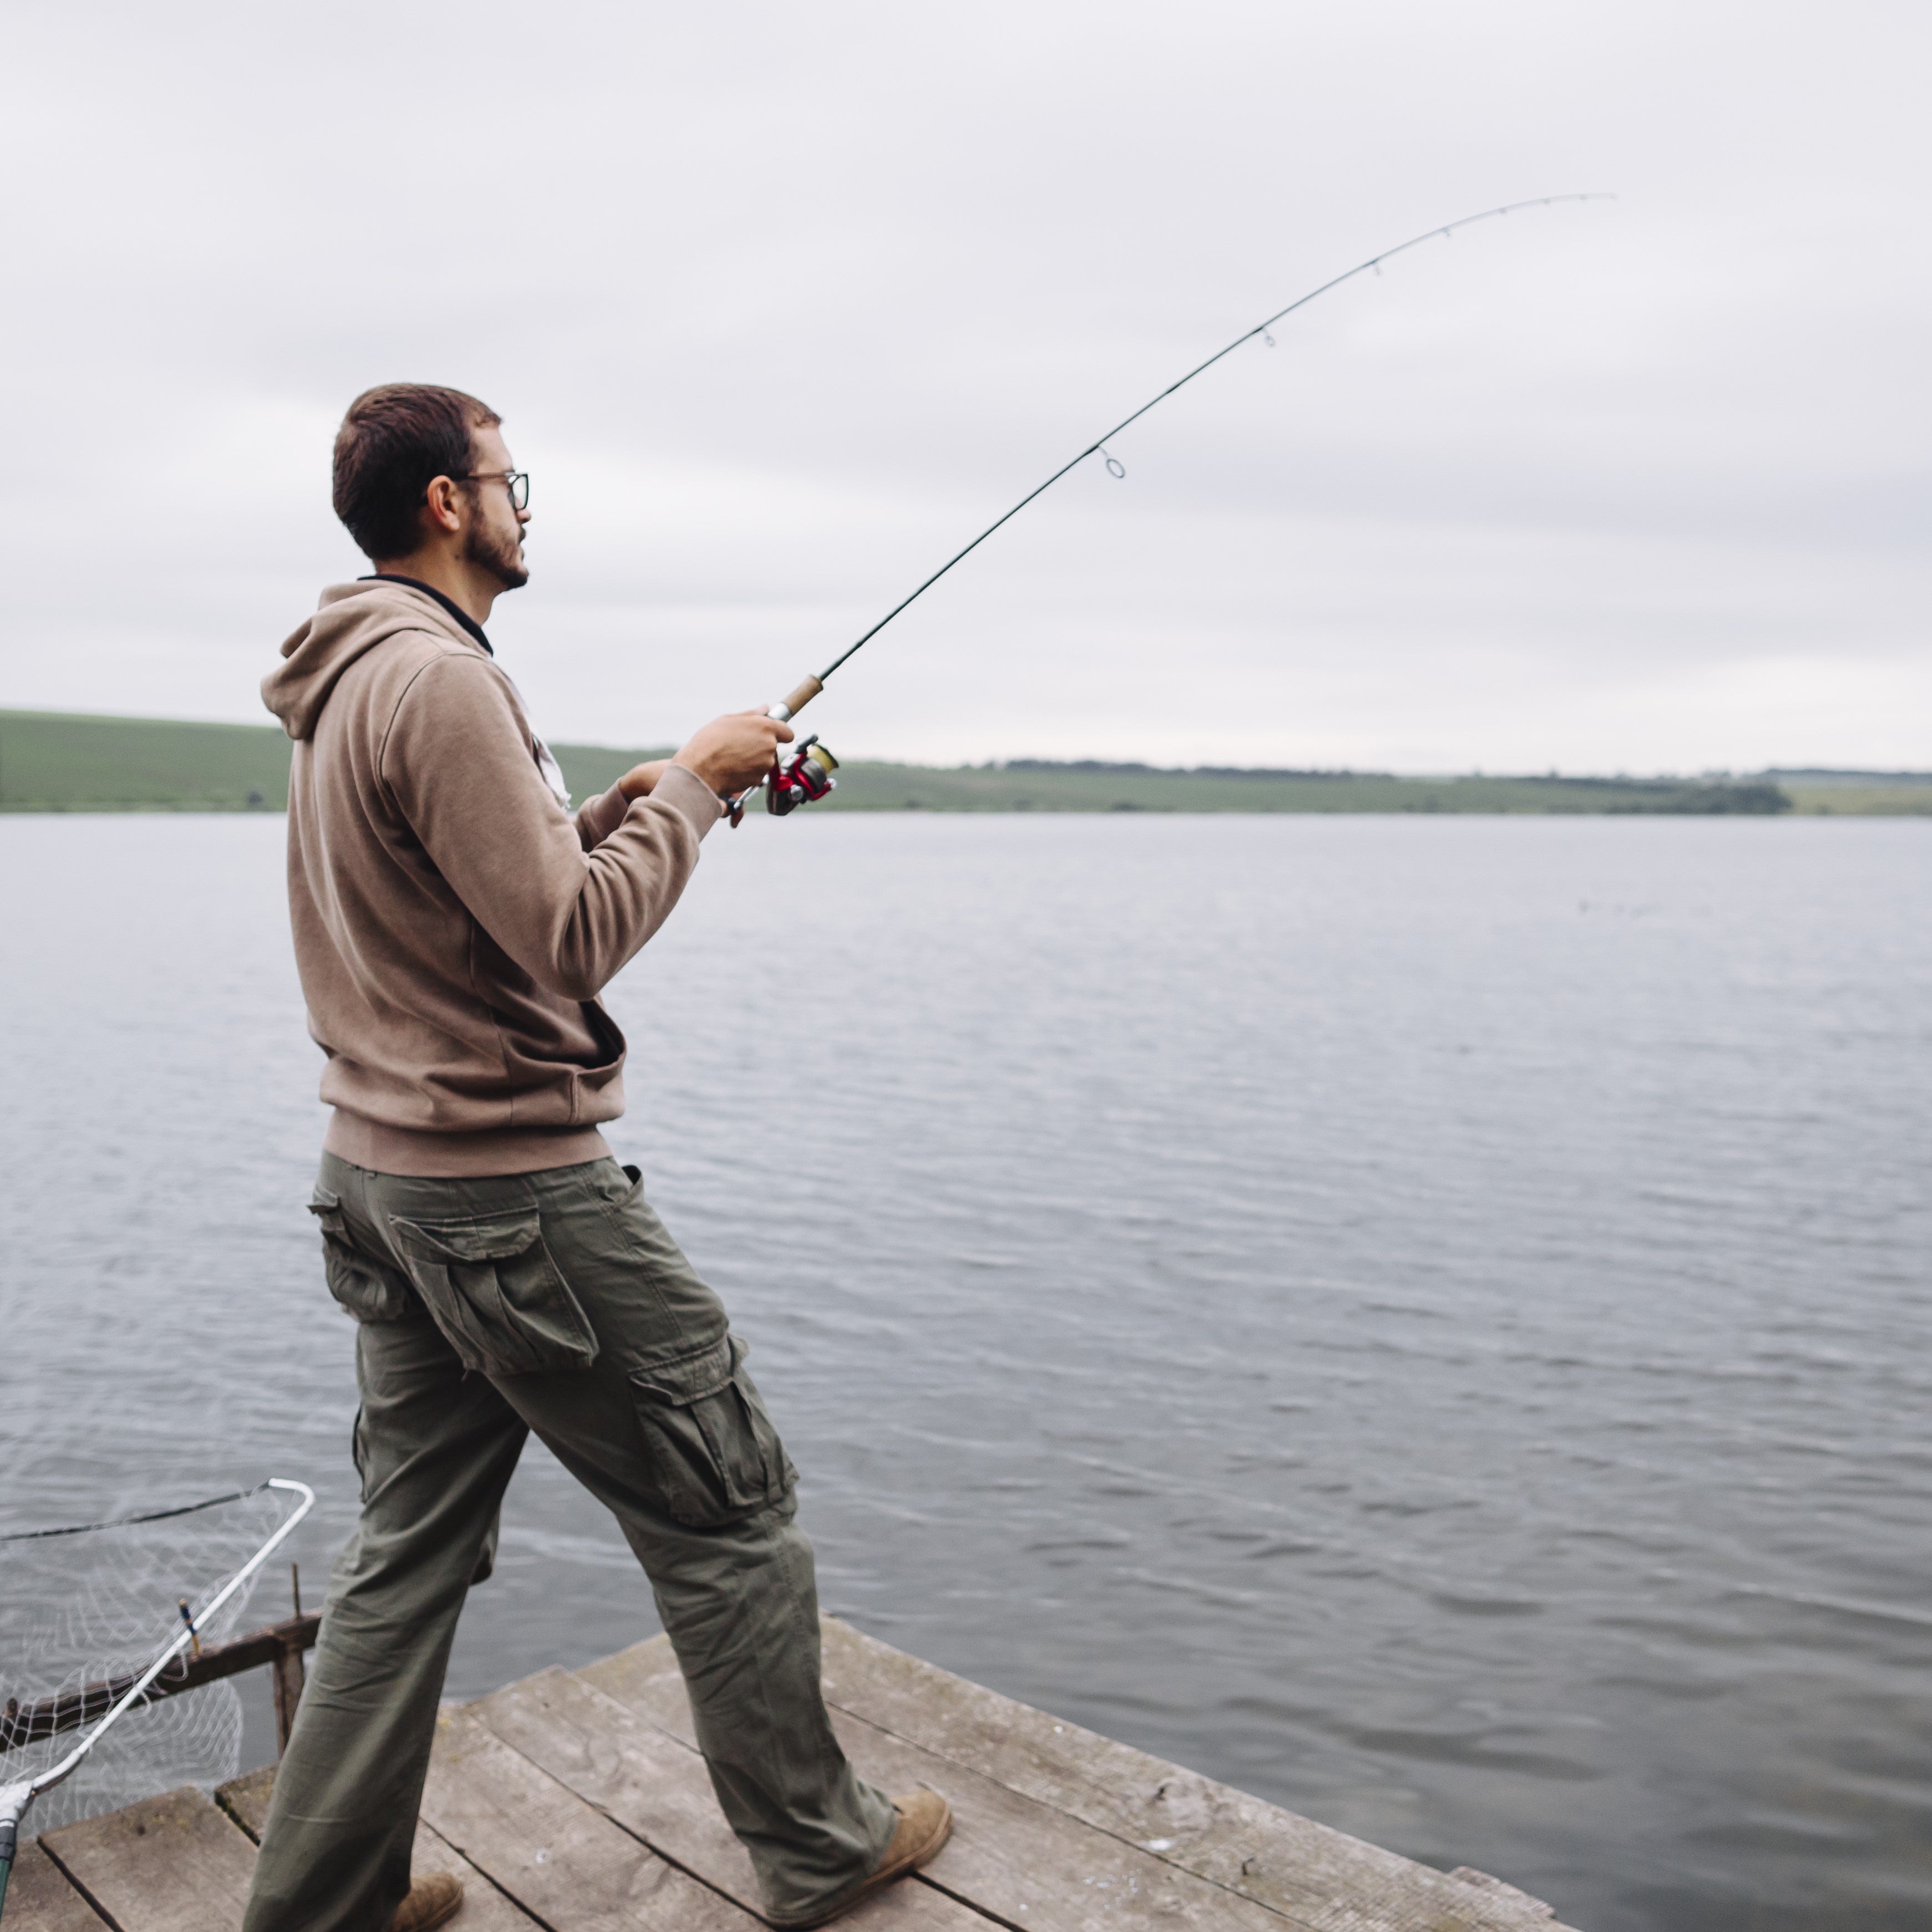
[390,1210,544,1265]
[629,1333,744,1407]
[307,1187,346,1233]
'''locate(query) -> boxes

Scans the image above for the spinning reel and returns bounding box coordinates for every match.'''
[767,734,838,815]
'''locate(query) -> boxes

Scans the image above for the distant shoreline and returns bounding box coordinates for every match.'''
[3,708,1929,816]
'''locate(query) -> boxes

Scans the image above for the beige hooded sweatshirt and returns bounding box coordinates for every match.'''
[263,579,723,1176]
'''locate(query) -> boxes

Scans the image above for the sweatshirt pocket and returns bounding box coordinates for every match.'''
[309,1188,415,1324]
[628,1334,796,1527]
[388,1208,598,1376]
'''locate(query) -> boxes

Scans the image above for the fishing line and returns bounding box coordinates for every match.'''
[0,1483,275,1544]
[734,192,1610,818]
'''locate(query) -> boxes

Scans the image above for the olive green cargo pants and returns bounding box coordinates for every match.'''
[242,1154,896,1932]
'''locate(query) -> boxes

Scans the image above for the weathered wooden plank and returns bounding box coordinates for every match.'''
[1,1840,108,1931]
[469,1670,757,1908]
[212,1763,276,1841]
[811,1618,1574,1932]
[40,1787,256,1932]
[1447,1872,1556,1922]
[403,1818,545,1932]
[574,1644,1295,1932]
[474,1668,990,1929]
[214,1761,541,1930]
[419,1704,754,1932]
[574,1633,694,1740]
[828,1701,1297,1932]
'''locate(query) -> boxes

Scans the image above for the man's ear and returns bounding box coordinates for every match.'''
[421,474,466,536]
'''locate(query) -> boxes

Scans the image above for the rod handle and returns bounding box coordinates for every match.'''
[768,675,823,724]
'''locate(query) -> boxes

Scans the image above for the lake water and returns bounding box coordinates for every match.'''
[2,811,1929,1931]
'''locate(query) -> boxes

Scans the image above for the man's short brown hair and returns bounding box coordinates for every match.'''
[333,384,501,562]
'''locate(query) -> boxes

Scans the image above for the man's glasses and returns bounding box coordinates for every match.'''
[460,470,530,511]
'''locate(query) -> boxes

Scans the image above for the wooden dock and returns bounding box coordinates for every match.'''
[8,1616,1578,1931]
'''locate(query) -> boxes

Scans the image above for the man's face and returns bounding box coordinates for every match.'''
[460,424,531,591]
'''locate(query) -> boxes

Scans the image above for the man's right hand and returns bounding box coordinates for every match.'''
[672,710,796,796]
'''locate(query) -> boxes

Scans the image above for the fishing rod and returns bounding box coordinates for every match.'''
[0,1478,315,1918]
[731,192,1611,822]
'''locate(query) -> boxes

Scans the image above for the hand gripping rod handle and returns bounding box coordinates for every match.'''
[722,676,825,818]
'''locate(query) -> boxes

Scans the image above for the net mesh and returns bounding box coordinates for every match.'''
[0,1484,296,1829]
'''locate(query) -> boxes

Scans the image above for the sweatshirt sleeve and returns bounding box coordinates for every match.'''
[573,784,633,850]
[380,653,723,1000]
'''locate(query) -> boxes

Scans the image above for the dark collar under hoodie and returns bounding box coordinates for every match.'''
[360,573,494,654]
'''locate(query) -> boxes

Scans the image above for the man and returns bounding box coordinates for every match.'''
[250,384,950,1932]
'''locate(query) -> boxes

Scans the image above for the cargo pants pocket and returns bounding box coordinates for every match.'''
[388,1208,599,1376]
[629,1333,797,1527]
[309,1187,416,1323]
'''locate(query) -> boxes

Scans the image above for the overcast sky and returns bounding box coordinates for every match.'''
[2,0,1925,771]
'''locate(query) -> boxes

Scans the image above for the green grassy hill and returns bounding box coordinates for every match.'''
[0,710,299,812]
[2,706,1898,817]
[1767,770,1932,816]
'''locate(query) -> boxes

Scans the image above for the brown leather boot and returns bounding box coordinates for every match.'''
[770,1789,954,1928]
[390,1871,464,1932]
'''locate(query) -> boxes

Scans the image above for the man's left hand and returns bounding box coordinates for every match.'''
[617,760,672,801]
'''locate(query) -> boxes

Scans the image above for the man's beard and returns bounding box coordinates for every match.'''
[464,507,528,590]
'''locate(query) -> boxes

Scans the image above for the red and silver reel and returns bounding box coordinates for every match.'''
[766,735,838,816]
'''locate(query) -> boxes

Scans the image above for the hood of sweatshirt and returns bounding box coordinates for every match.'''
[264,581,480,741]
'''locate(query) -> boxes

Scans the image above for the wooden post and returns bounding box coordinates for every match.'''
[270,1636,306,1756]
[272,1563,306,1756]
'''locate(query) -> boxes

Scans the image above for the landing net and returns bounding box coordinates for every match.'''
[0,1484,295,1829]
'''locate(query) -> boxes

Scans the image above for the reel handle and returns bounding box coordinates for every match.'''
[767,674,823,723]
